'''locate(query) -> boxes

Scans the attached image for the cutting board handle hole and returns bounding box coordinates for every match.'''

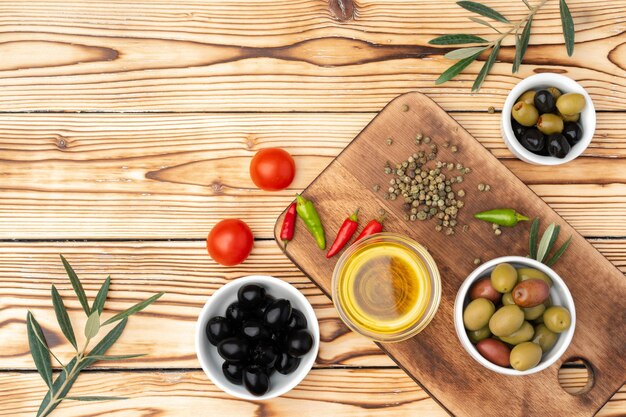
[557,357,595,395]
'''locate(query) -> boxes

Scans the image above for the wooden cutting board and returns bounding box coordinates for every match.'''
[274,92,625,417]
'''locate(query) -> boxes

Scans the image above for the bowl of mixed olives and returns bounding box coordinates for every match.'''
[454,257,575,375]
[502,73,595,165]
[195,275,319,399]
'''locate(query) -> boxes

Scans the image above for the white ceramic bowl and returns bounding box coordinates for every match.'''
[502,73,595,165]
[195,275,320,400]
[454,256,576,376]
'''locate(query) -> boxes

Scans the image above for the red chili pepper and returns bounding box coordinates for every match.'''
[280,202,297,245]
[326,209,359,258]
[355,217,384,241]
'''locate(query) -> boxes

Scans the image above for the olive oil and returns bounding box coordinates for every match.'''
[336,240,432,336]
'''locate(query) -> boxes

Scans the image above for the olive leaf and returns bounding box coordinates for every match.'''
[91,276,110,316]
[51,286,77,350]
[537,223,559,263]
[84,311,100,340]
[559,0,575,56]
[457,1,510,24]
[529,218,540,259]
[429,34,489,45]
[469,16,501,33]
[102,292,164,326]
[435,51,482,85]
[444,46,488,60]
[546,236,572,266]
[60,255,90,316]
[27,312,53,388]
[472,40,500,92]
[513,15,533,73]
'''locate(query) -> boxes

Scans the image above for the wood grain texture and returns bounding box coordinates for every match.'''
[2,370,624,417]
[1,112,624,240]
[275,93,626,417]
[0,1,623,111]
[0,239,622,371]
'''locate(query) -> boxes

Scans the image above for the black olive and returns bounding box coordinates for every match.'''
[275,352,301,375]
[243,366,270,396]
[241,319,273,341]
[286,309,308,332]
[511,119,527,140]
[264,299,292,328]
[547,133,571,159]
[225,301,255,324]
[258,294,275,313]
[222,361,244,385]
[286,329,313,357]
[534,89,556,114]
[518,128,545,153]
[562,122,582,146]
[237,284,266,310]
[205,316,235,346]
[251,341,278,368]
[217,337,249,362]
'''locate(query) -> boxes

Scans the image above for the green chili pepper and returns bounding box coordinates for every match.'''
[474,208,529,227]
[296,194,326,249]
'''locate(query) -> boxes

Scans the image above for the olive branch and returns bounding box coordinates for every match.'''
[26,255,164,417]
[429,0,576,91]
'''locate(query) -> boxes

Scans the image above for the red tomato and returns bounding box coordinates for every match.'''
[207,219,254,266]
[249,148,296,191]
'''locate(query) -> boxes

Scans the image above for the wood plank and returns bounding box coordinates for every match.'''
[1,113,624,239]
[0,239,622,370]
[0,0,624,111]
[276,92,626,416]
[3,370,623,417]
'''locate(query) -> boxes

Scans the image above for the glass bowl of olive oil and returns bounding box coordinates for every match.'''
[332,233,441,342]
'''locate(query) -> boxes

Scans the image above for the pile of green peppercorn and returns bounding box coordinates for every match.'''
[511,88,586,159]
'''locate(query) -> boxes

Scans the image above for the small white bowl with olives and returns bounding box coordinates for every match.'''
[454,256,576,376]
[502,73,595,165]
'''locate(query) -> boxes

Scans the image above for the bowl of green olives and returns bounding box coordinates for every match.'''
[454,256,576,375]
[195,275,319,400]
[502,73,595,165]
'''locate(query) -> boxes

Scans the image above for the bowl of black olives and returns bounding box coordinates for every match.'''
[195,275,319,400]
[502,73,595,165]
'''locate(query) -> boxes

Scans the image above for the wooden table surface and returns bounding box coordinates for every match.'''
[1,1,624,416]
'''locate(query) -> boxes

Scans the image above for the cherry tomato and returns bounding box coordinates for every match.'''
[207,219,253,266]
[249,148,296,191]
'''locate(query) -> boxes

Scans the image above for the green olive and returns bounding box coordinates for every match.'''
[556,93,586,115]
[547,87,562,99]
[499,321,535,345]
[491,263,518,293]
[468,325,491,343]
[489,305,524,337]
[517,268,553,287]
[512,102,539,127]
[517,90,536,105]
[543,306,571,333]
[523,303,546,320]
[510,342,543,371]
[532,324,558,352]
[463,298,496,331]
[560,112,580,122]
[502,292,515,306]
[537,113,564,134]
